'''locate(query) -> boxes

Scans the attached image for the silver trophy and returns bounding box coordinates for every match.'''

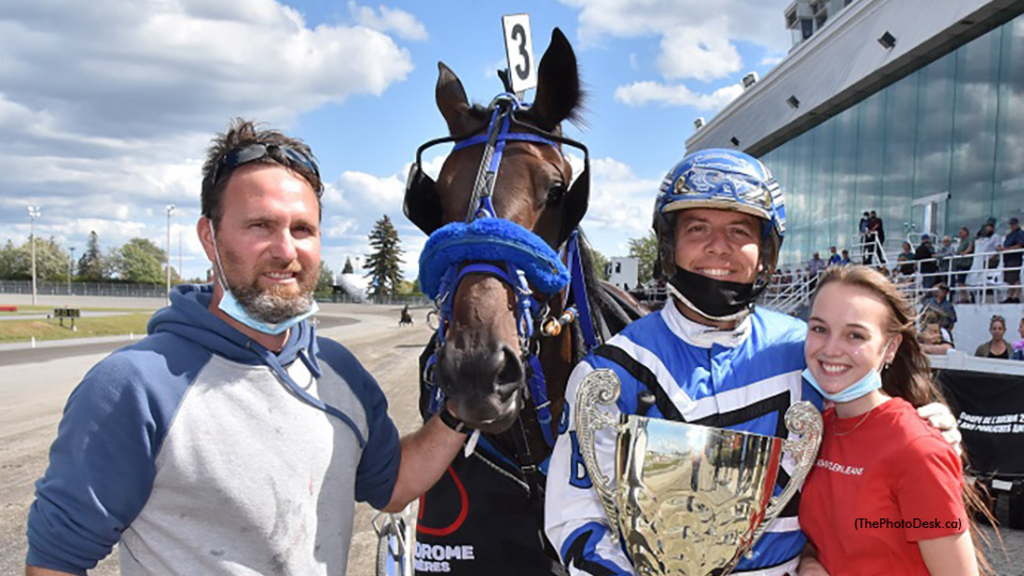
[575,369,822,576]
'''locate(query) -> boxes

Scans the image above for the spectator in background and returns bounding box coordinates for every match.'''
[997,216,1023,304]
[809,252,826,291]
[864,211,881,264]
[918,310,954,355]
[1012,318,1024,361]
[840,249,851,265]
[828,246,842,266]
[974,315,1010,359]
[915,234,938,288]
[897,241,915,277]
[953,226,974,302]
[975,218,1001,272]
[859,211,870,251]
[870,210,886,262]
[922,283,957,333]
[936,235,955,286]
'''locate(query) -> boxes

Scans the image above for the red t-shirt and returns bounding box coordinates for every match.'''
[798,397,967,575]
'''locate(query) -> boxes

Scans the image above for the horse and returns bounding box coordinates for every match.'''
[401,28,646,576]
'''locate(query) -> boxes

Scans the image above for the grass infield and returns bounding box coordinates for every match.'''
[0,312,153,343]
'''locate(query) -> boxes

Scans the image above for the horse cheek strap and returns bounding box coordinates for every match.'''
[404,164,444,235]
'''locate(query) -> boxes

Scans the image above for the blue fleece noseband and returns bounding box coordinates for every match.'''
[419,218,569,301]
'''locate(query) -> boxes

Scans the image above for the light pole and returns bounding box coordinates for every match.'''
[27,206,40,305]
[68,246,75,295]
[166,204,176,305]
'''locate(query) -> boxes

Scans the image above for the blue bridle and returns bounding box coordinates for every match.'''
[417,93,598,450]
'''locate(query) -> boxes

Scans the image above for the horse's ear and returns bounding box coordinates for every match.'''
[531,28,582,131]
[436,62,471,135]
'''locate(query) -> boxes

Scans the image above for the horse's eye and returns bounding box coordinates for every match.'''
[545,184,567,206]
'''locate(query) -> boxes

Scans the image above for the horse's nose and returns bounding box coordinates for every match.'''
[494,344,524,400]
[436,341,524,423]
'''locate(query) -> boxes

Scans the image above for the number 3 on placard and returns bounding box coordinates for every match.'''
[502,14,537,93]
[511,24,530,80]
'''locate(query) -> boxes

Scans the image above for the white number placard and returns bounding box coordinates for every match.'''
[502,14,536,94]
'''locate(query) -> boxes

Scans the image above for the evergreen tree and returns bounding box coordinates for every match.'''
[364,215,404,297]
[78,231,106,281]
[342,257,354,274]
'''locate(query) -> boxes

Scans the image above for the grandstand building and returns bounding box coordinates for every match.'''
[687,0,1024,267]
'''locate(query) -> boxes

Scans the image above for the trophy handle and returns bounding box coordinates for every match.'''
[749,401,823,545]
[574,368,623,531]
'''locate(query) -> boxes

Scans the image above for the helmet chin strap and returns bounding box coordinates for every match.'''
[666,283,753,324]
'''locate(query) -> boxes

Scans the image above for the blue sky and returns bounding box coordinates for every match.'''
[0,0,793,281]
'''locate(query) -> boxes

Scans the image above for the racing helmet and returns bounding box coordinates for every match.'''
[653,148,786,288]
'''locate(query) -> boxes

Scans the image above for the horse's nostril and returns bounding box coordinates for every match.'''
[495,345,524,395]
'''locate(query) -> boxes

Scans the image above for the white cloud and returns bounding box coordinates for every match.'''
[561,0,789,55]
[565,153,658,247]
[336,170,406,209]
[0,0,419,279]
[614,81,744,110]
[561,0,787,109]
[348,1,428,41]
[656,21,742,81]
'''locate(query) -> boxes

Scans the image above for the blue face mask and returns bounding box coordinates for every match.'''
[208,221,319,336]
[803,342,891,403]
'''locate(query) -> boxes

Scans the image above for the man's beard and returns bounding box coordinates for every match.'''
[222,256,318,324]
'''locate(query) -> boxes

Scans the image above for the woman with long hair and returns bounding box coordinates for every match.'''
[797,265,993,575]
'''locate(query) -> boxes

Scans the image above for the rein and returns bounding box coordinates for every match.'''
[418,93,598,479]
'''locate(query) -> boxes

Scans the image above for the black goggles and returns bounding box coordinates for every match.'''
[210,143,321,189]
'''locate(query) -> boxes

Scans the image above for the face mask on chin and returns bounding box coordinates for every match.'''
[803,341,892,404]
[208,220,319,336]
[666,266,761,323]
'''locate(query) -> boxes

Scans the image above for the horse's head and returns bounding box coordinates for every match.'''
[406,29,589,433]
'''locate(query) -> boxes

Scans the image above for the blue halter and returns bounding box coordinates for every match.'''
[418,93,598,449]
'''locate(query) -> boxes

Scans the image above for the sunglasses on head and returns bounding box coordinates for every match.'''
[210,143,320,189]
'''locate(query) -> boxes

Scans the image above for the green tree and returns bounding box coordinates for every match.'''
[589,247,610,282]
[365,215,404,297]
[0,240,18,279]
[78,231,107,281]
[116,238,166,284]
[628,231,658,286]
[342,257,354,274]
[316,262,335,296]
[0,237,70,281]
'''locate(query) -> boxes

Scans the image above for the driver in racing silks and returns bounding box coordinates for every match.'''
[544,149,960,576]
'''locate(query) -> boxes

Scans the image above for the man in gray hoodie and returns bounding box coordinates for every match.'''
[26,119,469,576]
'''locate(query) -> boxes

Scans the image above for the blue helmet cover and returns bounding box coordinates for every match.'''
[418,218,569,300]
[657,148,785,240]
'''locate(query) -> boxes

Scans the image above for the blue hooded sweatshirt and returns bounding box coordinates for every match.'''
[27,284,400,575]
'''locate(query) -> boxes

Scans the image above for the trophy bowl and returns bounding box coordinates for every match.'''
[575,369,822,576]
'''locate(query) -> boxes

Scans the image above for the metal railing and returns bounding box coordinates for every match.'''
[763,246,1024,315]
[0,280,168,298]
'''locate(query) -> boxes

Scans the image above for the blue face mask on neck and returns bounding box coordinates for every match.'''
[208,221,318,336]
[803,342,891,403]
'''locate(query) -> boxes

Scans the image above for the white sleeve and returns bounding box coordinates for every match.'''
[544,360,634,576]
